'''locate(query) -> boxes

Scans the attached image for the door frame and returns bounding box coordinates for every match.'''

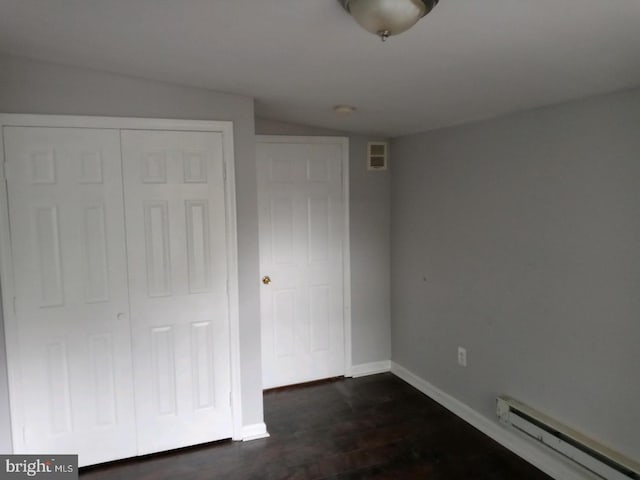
[0,114,244,449]
[255,135,352,380]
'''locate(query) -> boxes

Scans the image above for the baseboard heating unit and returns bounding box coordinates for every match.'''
[496,396,639,480]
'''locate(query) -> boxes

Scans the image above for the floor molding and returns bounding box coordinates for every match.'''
[390,362,598,480]
[350,360,391,378]
[241,423,270,442]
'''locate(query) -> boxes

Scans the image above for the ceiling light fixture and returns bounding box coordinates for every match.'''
[333,104,356,116]
[339,0,439,41]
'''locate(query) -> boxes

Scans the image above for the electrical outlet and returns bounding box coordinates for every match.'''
[457,347,467,367]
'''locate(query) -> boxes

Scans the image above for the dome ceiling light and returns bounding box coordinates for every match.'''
[333,104,357,116]
[338,0,439,41]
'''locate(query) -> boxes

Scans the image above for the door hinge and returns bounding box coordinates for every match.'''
[223,162,227,181]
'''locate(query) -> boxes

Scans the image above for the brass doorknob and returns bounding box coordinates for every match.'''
[262,276,271,285]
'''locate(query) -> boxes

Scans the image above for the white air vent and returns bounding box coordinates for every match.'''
[367,142,388,170]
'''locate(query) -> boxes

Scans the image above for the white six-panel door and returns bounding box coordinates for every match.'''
[1,122,235,465]
[3,127,138,465]
[257,138,347,389]
[121,130,232,455]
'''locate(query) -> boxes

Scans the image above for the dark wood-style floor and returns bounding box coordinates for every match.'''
[80,373,552,479]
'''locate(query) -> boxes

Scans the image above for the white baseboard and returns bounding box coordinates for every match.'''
[241,422,270,441]
[390,362,598,480]
[349,360,391,378]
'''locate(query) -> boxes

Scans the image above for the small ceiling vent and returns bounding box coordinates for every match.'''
[367,142,388,171]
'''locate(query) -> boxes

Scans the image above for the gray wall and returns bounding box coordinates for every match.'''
[391,88,640,460]
[256,118,391,365]
[0,294,10,452]
[0,54,264,444]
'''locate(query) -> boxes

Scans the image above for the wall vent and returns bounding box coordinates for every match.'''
[497,396,640,480]
[367,142,388,171]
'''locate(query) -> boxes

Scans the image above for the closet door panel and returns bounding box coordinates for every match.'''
[3,127,137,466]
[121,130,232,455]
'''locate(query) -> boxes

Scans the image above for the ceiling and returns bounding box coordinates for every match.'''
[1,1,640,137]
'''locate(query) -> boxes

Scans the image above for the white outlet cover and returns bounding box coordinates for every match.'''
[457,347,467,367]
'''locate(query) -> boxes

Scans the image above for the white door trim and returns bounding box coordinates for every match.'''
[0,114,244,445]
[255,135,352,378]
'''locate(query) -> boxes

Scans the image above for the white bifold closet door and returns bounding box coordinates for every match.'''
[3,126,233,465]
[120,130,232,455]
[3,127,138,465]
